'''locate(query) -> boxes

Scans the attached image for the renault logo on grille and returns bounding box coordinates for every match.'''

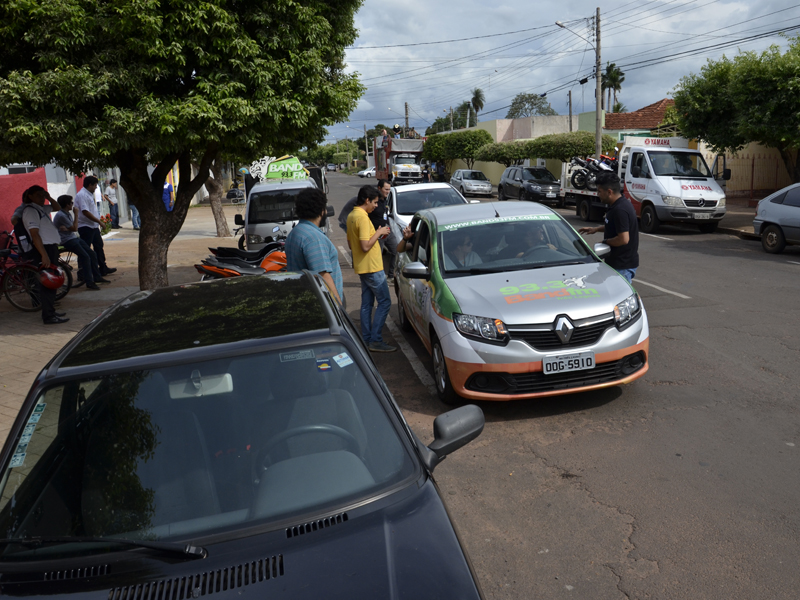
[554,316,574,344]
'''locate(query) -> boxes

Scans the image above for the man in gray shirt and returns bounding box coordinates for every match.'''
[53,195,109,289]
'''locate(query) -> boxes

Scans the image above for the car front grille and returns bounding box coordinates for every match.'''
[465,351,646,395]
[507,315,615,351]
[683,199,718,207]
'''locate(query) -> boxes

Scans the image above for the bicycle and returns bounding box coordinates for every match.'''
[0,234,72,311]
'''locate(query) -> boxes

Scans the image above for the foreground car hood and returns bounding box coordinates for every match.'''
[1,481,480,600]
[445,262,632,324]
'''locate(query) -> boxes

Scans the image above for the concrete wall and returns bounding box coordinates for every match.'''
[531,115,580,137]
[0,168,48,234]
[578,110,605,132]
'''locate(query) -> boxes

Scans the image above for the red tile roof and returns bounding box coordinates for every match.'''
[604,98,674,130]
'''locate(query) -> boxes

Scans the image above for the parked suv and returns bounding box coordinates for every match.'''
[498,166,562,206]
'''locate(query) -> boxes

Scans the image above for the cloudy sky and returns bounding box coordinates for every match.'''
[325,0,800,144]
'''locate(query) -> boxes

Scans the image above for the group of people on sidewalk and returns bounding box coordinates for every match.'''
[10,175,119,325]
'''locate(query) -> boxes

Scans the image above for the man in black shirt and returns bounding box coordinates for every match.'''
[579,172,639,283]
[371,179,399,279]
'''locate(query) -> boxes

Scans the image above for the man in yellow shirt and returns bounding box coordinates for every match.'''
[347,186,396,352]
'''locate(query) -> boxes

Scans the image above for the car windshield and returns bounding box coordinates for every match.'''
[647,151,712,178]
[394,154,419,165]
[247,188,304,224]
[463,171,488,181]
[396,187,467,215]
[0,343,416,559]
[522,168,557,182]
[438,215,594,275]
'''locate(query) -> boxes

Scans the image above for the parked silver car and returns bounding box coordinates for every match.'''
[450,169,493,197]
[386,183,468,250]
[753,183,800,253]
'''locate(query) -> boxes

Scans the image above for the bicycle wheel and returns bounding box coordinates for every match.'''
[3,264,42,312]
[55,259,73,301]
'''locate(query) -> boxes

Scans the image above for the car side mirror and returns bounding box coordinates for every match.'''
[234,214,245,226]
[630,165,641,178]
[722,168,731,181]
[402,261,430,280]
[327,204,335,217]
[421,405,485,471]
[594,242,611,257]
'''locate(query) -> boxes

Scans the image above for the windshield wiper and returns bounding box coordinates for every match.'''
[0,537,207,559]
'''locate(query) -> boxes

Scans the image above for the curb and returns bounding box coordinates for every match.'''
[718,226,760,241]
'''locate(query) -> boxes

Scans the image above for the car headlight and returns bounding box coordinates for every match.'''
[614,294,641,328]
[453,313,509,344]
[526,184,542,193]
[246,234,265,245]
[718,196,726,207]
[662,195,683,206]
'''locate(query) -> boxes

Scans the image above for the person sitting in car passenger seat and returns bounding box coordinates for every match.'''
[444,232,482,269]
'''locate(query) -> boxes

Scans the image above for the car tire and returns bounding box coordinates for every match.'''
[698,222,718,234]
[396,288,413,332]
[761,224,786,254]
[498,186,505,201]
[432,334,460,405]
[578,198,592,221]
[640,204,660,234]
[460,186,468,197]
[238,234,246,250]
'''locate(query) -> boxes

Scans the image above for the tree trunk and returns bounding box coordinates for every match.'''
[777,147,800,183]
[204,156,231,237]
[116,146,216,290]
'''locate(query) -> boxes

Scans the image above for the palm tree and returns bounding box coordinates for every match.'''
[603,63,625,111]
[470,88,485,125]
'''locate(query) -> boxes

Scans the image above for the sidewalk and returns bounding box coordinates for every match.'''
[0,207,240,445]
[717,197,759,239]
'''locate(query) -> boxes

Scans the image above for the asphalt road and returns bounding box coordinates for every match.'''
[327,172,800,600]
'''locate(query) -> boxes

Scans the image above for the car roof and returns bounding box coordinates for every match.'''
[420,201,556,227]
[54,273,339,371]
[393,182,453,193]
[249,178,317,194]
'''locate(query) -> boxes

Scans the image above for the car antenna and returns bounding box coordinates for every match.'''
[494,206,500,218]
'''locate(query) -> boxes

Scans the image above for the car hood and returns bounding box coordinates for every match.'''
[444,262,632,324]
[654,177,726,201]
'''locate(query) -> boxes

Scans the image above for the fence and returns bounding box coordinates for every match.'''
[724,152,794,200]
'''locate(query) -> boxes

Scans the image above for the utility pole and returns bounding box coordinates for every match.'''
[404,102,409,138]
[364,124,370,166]
[568,90,573,132]
[467,105,471,128]
[595,7,602,159]
[450,106,454,132]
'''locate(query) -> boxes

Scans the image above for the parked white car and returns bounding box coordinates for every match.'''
[358,167,376,178]
[386,183,468,246]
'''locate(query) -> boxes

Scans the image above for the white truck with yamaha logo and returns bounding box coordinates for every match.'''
[564,137,731,233]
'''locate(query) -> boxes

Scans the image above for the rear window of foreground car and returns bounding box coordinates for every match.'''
[0,343,417,559]
[396,187,466,215]
[439,215,594,274]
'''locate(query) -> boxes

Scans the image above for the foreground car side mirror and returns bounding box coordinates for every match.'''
[402,261,430,280]
[234,214,245,226]
[418,405,485,471]
[594,242,611,257]
[327,204,335,217]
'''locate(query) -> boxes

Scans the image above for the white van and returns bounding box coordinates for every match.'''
[565,137,731,233]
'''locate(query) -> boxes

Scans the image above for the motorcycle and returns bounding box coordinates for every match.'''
[197,227,287,280]
[570,156,614,191]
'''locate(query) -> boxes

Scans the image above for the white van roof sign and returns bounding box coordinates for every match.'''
[623,136,689,149]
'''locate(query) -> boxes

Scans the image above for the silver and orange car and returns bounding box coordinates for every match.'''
[395,201,649,404]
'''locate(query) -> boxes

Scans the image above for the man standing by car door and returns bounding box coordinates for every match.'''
[346,185,396,353]
[579,172,640,283]
[372,179,399,280]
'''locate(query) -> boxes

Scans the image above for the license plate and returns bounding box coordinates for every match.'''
[694,213,710,220]
[546,192,557,198]
[543,351,595,375]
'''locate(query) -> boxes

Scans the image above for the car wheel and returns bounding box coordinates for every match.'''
[396,287,413,332]
[238,234,246,250]
[432,334,460,405]
[460,186,468,197]
[761,224,786,254]
[640,205,660,233]
[498,186,505,201]
[698,222,718,234]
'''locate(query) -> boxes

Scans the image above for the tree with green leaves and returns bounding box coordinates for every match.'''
[0,0,364,290]
[612,101,627,114]
[471,88,485,123]
[674,39,800,182]
[445,129,494,169]
[602,63,625,111]
[526,131,617,163]
[505,93,558,119]
[474,142,527,167]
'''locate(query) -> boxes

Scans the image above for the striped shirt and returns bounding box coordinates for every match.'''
[285,220,343,299]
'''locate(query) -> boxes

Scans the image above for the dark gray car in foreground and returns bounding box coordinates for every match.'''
[0,273,484,599]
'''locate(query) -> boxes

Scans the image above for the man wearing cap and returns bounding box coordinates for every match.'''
[20,186,69,324]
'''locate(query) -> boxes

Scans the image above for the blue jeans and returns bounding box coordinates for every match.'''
[130,205,141,229]
[359,270,392,345]
[109,203,119,227]
[617,268,637,283]
[62,237,101,284]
